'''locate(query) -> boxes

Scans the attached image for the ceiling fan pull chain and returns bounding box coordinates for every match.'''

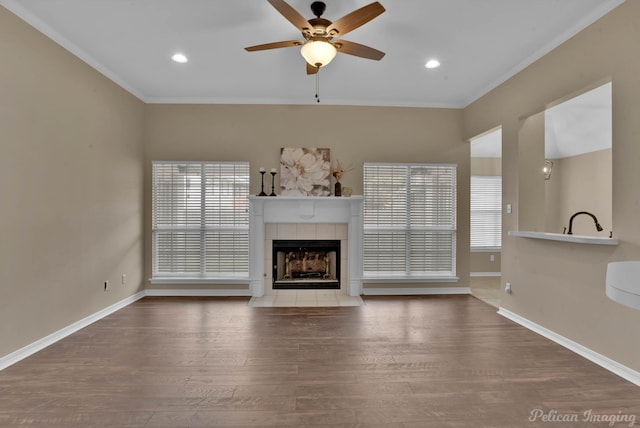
[315,65,320,103]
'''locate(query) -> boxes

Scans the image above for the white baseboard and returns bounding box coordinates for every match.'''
[145,288,252,297]
[0,291,146,371]
[498,307,640,387]
[362,287,471,295]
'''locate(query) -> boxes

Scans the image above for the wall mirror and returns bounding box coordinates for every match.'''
[518,81,612,236]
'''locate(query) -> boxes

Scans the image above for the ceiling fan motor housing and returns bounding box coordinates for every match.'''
[310,1,326,17]
[308,18,332,37]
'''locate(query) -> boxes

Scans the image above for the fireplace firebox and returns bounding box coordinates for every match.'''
[272,240,340,289]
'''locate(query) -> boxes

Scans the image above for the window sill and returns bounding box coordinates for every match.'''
[471,247,501,253]
[149,277,250,285]
[362,276,459,284]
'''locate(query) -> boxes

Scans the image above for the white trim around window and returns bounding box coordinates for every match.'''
[151,161,250,282]
[363,162,457,281]
[470,175,502,251]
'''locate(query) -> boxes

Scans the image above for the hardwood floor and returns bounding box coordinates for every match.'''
[0,295,638,427]
[470,276,501,308]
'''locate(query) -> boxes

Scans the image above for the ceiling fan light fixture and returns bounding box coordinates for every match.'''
[300,40,337,67]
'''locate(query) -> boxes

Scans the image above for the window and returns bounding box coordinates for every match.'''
[152,161,250,280]
[470,176,502,250]
[363,163,457,278]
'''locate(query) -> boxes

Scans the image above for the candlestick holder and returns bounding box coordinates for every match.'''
[258,171,267,196]
[269,171,277,196]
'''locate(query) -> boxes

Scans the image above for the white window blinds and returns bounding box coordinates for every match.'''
[152,161,250,278]
[470,176,502,250]
[363,163,457,278]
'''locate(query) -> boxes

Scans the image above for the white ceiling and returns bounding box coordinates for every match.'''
[1,0,623,108]
[471,128,502,158]
[545,82,612,159]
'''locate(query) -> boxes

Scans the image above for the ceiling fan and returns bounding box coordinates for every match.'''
[245,0,386,75]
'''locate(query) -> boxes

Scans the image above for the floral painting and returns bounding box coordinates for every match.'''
[280,148,331,196]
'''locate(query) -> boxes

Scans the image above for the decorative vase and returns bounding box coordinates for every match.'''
[334,181,342,197]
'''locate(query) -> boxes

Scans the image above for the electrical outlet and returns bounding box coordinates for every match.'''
[506,203,512,214]
[490,254,495,262]
[504,282,512,294]
[122,274,127,285]
[104,280,109,291]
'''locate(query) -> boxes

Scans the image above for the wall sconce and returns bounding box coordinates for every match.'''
[543,159,554,180]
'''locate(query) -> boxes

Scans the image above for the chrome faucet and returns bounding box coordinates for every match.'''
[567,211,603,235]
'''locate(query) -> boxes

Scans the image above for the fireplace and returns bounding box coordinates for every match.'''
[272,240,340,289]
[249,196,363,297]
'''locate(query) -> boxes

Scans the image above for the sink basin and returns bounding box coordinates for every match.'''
[606,261,640,310]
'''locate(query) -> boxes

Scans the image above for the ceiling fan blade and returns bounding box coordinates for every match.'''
[326,2,385,38]
[245,40,302,52]
[267,0,312,33]
[306,62,319,75]
[335,40,385,60]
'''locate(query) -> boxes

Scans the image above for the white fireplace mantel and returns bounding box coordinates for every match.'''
[249,196,363,297]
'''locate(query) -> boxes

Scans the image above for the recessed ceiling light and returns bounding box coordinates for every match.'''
[425,59,440,69]
[171,53,188,63]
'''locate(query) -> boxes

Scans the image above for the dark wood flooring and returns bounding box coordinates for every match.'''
[0,295,638,427]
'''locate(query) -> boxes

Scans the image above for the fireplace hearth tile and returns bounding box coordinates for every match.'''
[339,296,365,306]
[248,291,364,307]
[317,295,339,306]
[274,297,296,307]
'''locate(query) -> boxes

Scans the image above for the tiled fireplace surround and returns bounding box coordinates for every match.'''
[249,196,363,297]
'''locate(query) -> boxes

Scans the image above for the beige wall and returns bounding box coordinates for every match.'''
[463,0,640,371]
[0,8,145,357]
[144,104,470,290]
[518,112,546,232]
[470,252,501,273]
